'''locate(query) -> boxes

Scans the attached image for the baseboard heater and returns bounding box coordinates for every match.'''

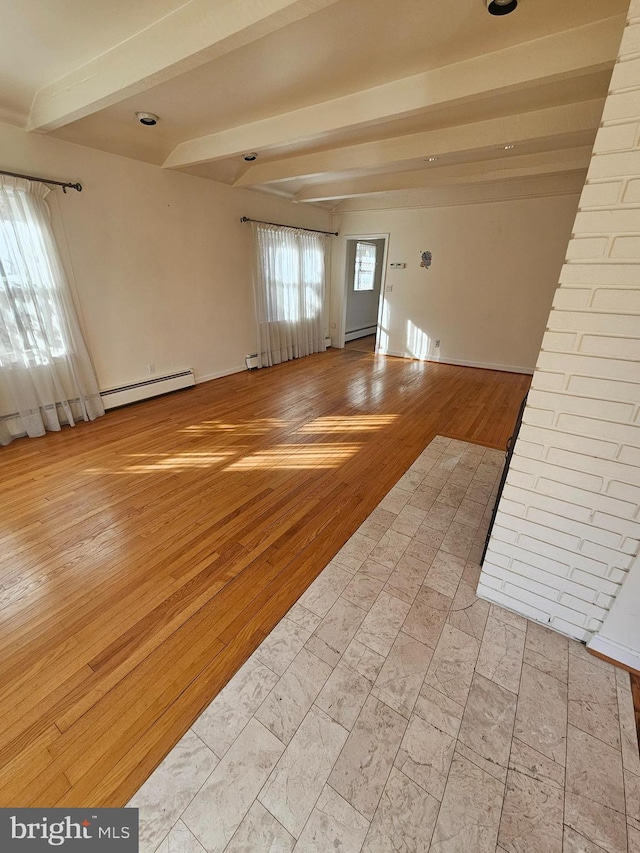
[100,369,195,410]
[345,326,376,342]
[246,337,332,370]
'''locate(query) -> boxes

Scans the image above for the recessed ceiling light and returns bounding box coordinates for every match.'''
[136,112,159,126]
[425,157,439,162]
[503,144,516,150]
[486,0,518,15]
[244,152,259,162]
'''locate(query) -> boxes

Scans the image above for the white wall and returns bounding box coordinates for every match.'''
[480,1,640,646]
[331,195,579,372]
[0,121,331,390]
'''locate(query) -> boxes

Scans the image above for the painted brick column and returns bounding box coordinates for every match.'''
[479,0,640,642]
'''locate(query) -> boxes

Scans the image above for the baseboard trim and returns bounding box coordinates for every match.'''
[380,349,534,375]
[196,365,246,384]
[194,352,534,383]
[587,635,640,675]
[476,583,593,643]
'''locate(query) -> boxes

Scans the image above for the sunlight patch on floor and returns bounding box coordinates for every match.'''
[180,419,290,436]
[83,412,401,475]
[123,451,238,472]
[224,443,361,471]
[297,415,398,433]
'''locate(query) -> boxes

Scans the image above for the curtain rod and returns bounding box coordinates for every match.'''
[240,216,338,236]
[0,169,82,193]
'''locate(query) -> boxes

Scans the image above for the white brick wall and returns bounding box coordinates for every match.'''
[479,0,640,642]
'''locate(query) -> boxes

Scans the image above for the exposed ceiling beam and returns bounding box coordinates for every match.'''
[28,0,341,132]
[163,16,623,170]
[236,100,604,187]
[331,173,588,214]
[294,147,593,202]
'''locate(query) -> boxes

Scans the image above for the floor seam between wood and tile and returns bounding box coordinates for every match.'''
[127,434,638,853]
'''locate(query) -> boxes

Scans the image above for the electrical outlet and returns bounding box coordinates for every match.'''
[435,340,441,348]
[147,363,156,374]
[386,284,393,292]
[330,322,336,329]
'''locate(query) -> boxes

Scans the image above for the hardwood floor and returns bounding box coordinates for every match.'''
[344,334,376,353]
[0,348,530,807]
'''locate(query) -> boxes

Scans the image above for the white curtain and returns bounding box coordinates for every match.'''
[252,223,327,368]
[0,176,104,446]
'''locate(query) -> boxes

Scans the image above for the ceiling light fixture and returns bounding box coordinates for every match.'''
[244,153,259,162]
[426,157,439,162]
[486,0,518,15]
[503,144,516,150]
[136,112,159,126]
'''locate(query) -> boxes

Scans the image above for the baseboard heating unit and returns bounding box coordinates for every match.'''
[345,326,376,342]
[100,369,195,410]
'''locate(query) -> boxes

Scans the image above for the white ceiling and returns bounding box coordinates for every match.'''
[0,0,629,211]
[0,0,190,124]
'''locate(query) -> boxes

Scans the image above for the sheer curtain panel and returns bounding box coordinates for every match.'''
[252,223,327,368]
[0,176,104,446]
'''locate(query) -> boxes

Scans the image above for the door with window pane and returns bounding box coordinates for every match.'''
[345,238,385,347]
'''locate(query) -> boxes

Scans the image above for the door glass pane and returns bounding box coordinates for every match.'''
[353,241,377,291]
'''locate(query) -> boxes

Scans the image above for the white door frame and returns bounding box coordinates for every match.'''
[337,233,390,350]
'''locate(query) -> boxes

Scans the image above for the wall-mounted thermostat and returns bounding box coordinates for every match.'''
[389,262,406,269]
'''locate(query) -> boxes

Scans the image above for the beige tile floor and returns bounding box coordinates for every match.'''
[129,436,640,853]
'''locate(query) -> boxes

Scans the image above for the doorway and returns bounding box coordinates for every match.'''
[343,237,386,352]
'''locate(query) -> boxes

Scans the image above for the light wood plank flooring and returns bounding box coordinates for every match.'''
[0,347,530,806]
[344,335,376,353]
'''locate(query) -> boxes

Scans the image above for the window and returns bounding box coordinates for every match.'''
[266,237,324,324]
[0,193,67,366]
[252,223,327,368]
[0,176,104,446]
[353,241,377,291]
